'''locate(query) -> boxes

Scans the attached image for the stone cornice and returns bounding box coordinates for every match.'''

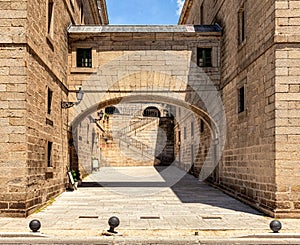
[68,24,222,34]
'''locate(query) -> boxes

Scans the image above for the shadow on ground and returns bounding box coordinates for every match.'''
[79,165,264,216]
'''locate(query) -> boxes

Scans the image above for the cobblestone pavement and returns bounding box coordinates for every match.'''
[0,166,300,244]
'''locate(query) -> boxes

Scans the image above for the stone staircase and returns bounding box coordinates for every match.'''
[100,114,162,167]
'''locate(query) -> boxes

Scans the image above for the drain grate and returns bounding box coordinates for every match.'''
[140,216,160,220]
[78,216,99,219]
[202,216,222,220]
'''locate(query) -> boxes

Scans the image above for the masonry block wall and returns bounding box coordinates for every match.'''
[68,29,222,178]
[174,106,213,177]
[0,0,30,217]
[0,0,105,217]
[0,0,27,215]
[73,117,92,177]
[274,0,300,217]
[180,0,300,217]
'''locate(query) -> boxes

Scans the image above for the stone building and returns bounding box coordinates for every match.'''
[67,24,222,184]
[178,0,300,218]
[0,0,299,219]
[0,0,108,217]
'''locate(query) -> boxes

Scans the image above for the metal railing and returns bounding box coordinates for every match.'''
[115,117,159,159]
[118,135,158,159]
[116,117,157,138]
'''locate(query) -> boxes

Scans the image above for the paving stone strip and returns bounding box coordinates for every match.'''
[0,166,300,243]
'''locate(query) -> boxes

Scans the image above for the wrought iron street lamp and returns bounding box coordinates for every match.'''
[61,87,84,109]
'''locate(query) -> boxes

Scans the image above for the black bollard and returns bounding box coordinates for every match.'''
[270,220,282,233]
[29,219,41,232]
[107,216,120,233]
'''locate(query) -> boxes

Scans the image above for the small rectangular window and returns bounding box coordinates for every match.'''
[178,131,181,143]
[77,48,92,68]
[238,4,246,44]
[200,119,204,133]
[200,3,204,25]
[47,141,53,167]
[80,2,84,24]
[184,127,187,140]
[48,0,54,35]
[191,144,194,164]
[197,48,212,67]
[87,123,90,144]
[238,86,245,113]
[47,88,53,115]
[191,121,194,136]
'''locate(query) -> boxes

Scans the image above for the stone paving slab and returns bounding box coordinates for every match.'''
[0,166,299,243]
[1,235,300,245]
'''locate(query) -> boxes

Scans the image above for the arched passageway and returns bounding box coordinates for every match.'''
[105,106,120,115]
[70,92,224,183]
[143,106,161,118]
[67,27,225,183]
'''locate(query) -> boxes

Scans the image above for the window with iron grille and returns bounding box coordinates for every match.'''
[238,3,246,44]
[77,48,92,67]
[47,141,53,167]
[80,1,84,24]
[200,3,204,25]
[47,0,54,35]
[197,48,212,67]
[238,85,245,113]
[200,119,204,133]
[47,88,53,115]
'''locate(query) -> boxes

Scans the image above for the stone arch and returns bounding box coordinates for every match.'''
[104,106,120,115]
[72,95,216,137]
[71,93,223,180]
[143,106,161,118]
[69,51,226,180]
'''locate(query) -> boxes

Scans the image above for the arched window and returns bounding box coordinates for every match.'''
[105,106,119,115]
[143,107,161,117]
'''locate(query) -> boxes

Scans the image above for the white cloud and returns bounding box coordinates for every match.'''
[176,0,185,16]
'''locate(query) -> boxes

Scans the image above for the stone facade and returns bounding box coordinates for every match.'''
[0,0,108,217]
[179,0,300,217]
[67,26,222,188]
[1,0,299,219]
[174,107,212,177]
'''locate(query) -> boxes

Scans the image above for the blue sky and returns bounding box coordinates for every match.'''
[106,0,185,25]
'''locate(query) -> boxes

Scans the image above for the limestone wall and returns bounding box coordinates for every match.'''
[0,0,104,216]
[21,0,78,217]
[174,105,213,178]
[0,46,27,216]
[180,0,300,217]
[67,28,224,205]
[274,0,300,217]
[0,0,27,44]
[220,46,277,213]
[179,0,281,216]
[0,0,28,216]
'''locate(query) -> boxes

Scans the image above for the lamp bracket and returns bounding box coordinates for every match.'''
[61,101,77,109]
